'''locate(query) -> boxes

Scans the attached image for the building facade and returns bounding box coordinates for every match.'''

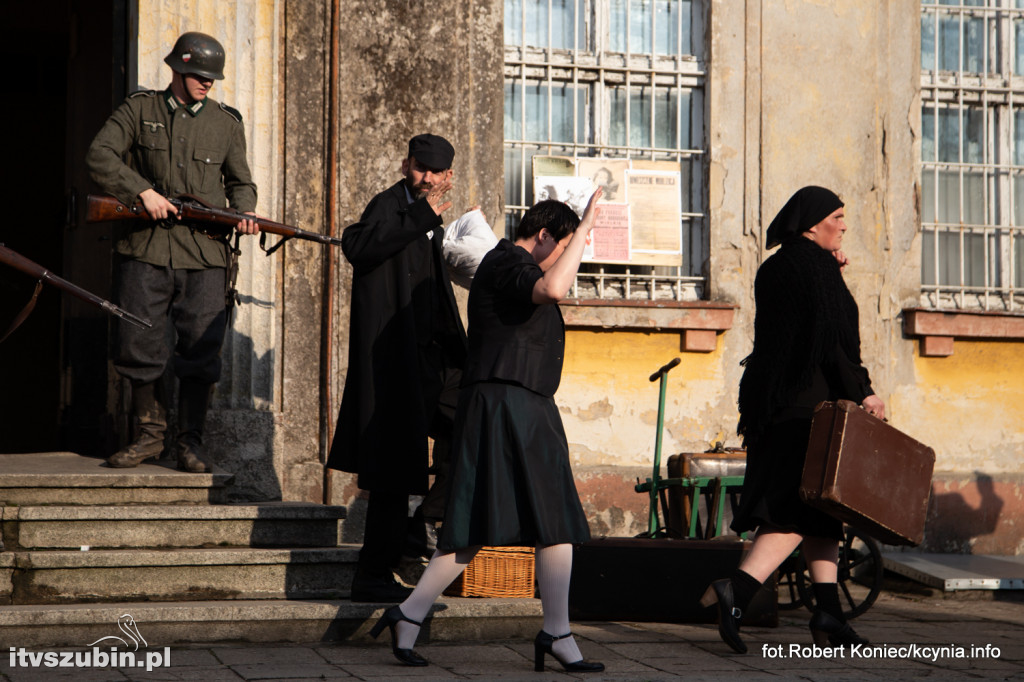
[17,0,1021,555]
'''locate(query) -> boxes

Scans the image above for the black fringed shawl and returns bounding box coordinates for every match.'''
[736,237,868,446]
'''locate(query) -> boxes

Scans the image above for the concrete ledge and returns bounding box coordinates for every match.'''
[904,308,1024,357]
[0,598,544,648]
[560,300,735,351]
[5,503,347,550]
[8,547,360,605]
[0,453,234,505]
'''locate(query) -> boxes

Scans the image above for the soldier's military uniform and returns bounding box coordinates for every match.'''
[85,32,256,473]
[87,89,256,269]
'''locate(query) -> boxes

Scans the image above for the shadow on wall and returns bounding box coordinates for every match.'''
[922,471,1004,554]
[204,325,282,502]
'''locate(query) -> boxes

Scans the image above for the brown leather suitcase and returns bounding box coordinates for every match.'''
[800,399,935,546]
[666,451,746,539]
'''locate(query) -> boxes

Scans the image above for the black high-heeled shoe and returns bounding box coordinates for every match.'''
[534,630,604,673]
[700,578,747,654]
[368,605,427,666]
[809,610,868,647]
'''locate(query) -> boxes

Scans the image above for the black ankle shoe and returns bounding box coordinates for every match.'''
[809,610,868,647]
[700,578,747,654]
[533,631,604,673]
[368,606,427,666]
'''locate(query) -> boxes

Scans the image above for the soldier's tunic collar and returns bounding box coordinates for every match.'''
[163,89,206,117]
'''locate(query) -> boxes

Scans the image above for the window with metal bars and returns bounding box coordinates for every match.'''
[503,0,707,301]
[921,0,1024,311]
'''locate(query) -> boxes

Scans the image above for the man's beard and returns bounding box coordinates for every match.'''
[405,177,429,199]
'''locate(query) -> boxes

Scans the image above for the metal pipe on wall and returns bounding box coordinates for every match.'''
[321,0,341,504]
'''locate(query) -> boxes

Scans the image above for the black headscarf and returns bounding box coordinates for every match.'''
[765,186,844,249]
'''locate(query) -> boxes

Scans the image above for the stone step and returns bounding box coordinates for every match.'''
[0,598,543,648]
[0,452,234,506]
[4,546,360,605]
[3,502,346,550]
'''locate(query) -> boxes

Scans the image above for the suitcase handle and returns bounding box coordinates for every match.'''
[649,357,681,382]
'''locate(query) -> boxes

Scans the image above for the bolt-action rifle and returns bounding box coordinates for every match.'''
[0,243,151,343]
[85,193,342,255]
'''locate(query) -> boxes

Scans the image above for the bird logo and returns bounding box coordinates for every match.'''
[87,613,148,651]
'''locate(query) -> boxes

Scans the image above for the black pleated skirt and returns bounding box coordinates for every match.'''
[730,418,842,540]
[437,381,592,551]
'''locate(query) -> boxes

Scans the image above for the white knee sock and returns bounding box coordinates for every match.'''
[394,547,478,650]
[535,543,583,664]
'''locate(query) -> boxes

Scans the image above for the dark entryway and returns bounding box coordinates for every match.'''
[0,1,129,455]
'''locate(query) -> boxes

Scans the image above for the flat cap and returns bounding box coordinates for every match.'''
[408,134,455,170]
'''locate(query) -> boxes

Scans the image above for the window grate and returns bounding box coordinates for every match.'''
[503,0,707,302]
[920,0,1024,312]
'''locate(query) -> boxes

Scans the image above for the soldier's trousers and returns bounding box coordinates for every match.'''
[114,259,227,385]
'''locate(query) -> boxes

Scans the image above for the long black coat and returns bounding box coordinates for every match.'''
[327,181,467,494]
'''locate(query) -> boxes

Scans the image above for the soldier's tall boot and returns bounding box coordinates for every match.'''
[107,381,167,467]
[177,379,214,473]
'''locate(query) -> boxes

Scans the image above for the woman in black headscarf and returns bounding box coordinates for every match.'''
[702,186,886,653]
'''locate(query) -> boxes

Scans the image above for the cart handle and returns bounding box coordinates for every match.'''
[649,357,681,382]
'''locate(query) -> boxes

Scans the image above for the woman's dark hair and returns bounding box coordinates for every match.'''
[514,199,581,242]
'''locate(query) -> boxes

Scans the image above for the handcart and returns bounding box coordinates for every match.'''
[634,358,883,620]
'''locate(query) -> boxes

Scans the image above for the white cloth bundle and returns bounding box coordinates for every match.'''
[442,209,499,289]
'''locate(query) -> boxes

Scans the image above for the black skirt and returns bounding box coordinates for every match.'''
[437,381,592,550]
[730,418,842,541]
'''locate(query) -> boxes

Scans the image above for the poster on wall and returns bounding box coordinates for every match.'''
[530,155,682,266]
[625,169,682,266]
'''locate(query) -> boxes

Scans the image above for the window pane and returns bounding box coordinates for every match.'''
[506,0,522,44]
[511,81,586,144]
[938,14,960,70]
[513,0,577,49]
[922,105,936,162]
[505,81,521,140]
[922,14,936,71]
[963,14,985,73]
[611,0,655,53]
[1016,232,1024,287]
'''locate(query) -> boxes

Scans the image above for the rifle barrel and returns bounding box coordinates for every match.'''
[1,245,152,329]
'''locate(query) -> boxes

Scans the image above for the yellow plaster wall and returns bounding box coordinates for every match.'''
[558,329,738,468]
[891,340,1024,473]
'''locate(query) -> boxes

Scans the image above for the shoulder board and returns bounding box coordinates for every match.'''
[127,89,158,99]
[218,102,243,123]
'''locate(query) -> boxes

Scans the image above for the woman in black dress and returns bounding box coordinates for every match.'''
[370,190,605,673]
[703,186,886,653]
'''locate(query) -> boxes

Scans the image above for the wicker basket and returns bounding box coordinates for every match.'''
[443,546,536,598]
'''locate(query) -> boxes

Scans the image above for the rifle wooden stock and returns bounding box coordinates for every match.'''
[0,243,151,330]
[86,194,343,250]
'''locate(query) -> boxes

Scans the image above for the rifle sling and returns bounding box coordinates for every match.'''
[259,231,290,256]
[0,280,43,344]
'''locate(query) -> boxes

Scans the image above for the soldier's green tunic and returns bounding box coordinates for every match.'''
[86,89,257,269]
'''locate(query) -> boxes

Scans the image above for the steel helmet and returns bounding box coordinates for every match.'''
[164,32,225,81]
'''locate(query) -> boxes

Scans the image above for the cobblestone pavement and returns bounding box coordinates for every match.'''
[3,590,1023,681]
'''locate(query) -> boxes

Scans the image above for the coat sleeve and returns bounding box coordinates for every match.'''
[827,341,874,403]
[222,118,257,213]
[341,191,442,270]
[85,98,153,206]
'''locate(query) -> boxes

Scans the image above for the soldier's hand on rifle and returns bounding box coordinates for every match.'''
[139,188,178,220]
[236,212,259,235]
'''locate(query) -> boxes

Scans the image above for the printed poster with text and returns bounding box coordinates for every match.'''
[530,156,682,266]
[625,168,682,266]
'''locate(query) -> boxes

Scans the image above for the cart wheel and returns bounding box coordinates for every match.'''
[776,552,807,610]
[795,526,883,619]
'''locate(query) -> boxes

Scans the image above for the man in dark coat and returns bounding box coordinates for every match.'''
[328,134,467,602]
